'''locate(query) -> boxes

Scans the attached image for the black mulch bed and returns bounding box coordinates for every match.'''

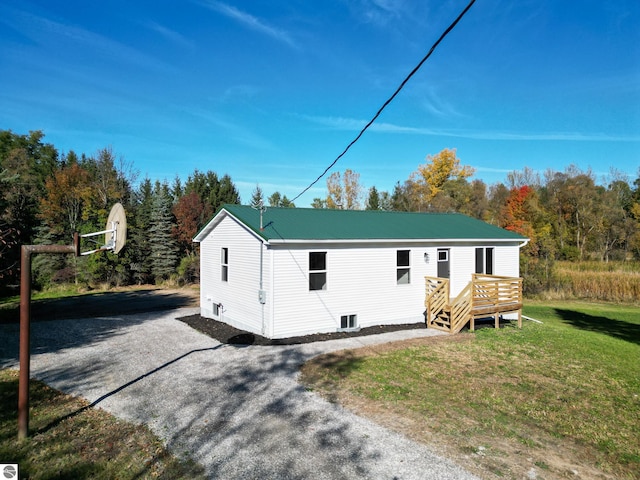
[177,314,426,346]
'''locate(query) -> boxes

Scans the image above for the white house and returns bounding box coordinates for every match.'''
[193,205,528,339]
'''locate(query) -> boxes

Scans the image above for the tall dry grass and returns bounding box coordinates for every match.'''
[546,261,640,303]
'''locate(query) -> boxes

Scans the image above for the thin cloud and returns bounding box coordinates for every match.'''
[421,87,466,119]
[220,85,262,103]
[349,0,406,26]
[144,20,193,49]
[302,115,640,142]
[198,1,298,49]
[1,6,170,72]
[179,106,276,151]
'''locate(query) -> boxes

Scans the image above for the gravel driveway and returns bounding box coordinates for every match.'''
[0,308,479,480]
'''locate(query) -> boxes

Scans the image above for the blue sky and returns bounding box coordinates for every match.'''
[1,0,639,206]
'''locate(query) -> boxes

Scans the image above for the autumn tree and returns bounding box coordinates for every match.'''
[594,178,635,261]
[542,166,599,260]
[501,185,555,293]
[172,192,210,255]
[40,162,91,236]
[409,148,474,209]
[326,169,362,209]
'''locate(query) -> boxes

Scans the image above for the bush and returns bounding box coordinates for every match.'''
[559,245,580,261]
[177,254,199,285]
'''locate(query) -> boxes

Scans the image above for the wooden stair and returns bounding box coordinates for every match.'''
[425,274,523,334]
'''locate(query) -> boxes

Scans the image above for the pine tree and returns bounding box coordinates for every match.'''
[250,184,264,208]
[148,186,178,282]
[366,186,380,210]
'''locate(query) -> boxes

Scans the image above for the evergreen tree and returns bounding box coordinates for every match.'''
[250,184,264,208]
[268,191,295,207]
[366,186,380,210]
[129,178,155,283]
[148,185,178,282]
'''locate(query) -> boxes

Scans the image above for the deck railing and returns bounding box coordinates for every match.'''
[424,274,523,333]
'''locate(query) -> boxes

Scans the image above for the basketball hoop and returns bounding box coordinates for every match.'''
[18,203,127,439]
[79,202,127,255]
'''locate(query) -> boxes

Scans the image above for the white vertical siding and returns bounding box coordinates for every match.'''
[199,215,271,334]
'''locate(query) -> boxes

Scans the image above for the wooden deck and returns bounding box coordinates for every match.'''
[425,274,523,334]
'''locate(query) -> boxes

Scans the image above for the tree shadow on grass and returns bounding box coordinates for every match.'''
[554,308,640,345]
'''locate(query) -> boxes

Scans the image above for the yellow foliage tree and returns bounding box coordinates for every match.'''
[326,169,362,209]
[410,148,475,208]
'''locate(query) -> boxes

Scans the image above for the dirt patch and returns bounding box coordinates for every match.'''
[177,314,425,346]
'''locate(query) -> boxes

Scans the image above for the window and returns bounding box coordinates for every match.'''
[309,252,327,291]
[212,303,219,317]
[221,248,229,282]
[340,314,357,330]
[475,247,494,274]
[397,250,410,284]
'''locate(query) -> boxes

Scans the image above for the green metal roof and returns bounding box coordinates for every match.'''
[195,204,527,243]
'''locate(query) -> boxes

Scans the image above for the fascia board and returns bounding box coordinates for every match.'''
[267,238,528,246]
[193,208,269,244]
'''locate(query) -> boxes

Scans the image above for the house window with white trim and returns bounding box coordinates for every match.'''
[475,247,494,274]
[397,250,410,284]
[221,247,229,282]
[340,314,357,330]
[309,251,327,291]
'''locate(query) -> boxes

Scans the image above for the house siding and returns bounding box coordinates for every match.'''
[199,214,270,334]
[269,243,436,339]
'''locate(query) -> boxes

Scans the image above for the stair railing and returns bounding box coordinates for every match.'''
[424,277,449,328]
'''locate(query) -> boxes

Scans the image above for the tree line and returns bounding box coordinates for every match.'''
[0,130,245,293]
[315,149,640,294]
[2,131,639,296]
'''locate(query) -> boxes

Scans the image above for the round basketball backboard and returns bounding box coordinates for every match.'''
[106,202,127,254]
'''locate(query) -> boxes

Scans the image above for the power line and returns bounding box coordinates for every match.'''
[291,0,477,203]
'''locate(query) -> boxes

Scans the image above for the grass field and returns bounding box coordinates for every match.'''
[301,301,640,479]
[0,369,205,479]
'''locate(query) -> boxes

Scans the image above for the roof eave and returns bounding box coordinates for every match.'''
[267,237,528,245]
[193,207,270,243]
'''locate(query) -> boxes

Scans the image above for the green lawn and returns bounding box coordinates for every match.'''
[301,301,640,479]
[0,369,205,479]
